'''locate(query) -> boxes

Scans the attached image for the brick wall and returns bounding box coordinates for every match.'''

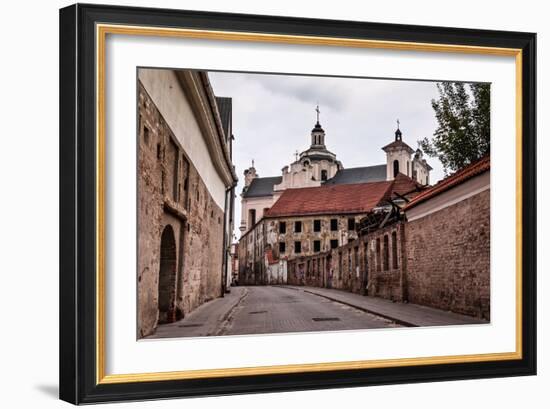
[405,189,490,319]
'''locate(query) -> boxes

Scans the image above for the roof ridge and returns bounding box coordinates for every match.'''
[404,155,490,210]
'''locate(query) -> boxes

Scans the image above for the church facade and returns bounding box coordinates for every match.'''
[238,112,431,285]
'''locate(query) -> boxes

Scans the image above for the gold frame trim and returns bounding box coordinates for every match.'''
[96,23,523,385]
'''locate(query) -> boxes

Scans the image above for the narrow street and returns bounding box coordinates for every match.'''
[224,286,399,335]
[146,286,400,339]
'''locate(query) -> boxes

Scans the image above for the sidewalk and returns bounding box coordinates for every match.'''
[145,287,248,339]
[283,285,486,327]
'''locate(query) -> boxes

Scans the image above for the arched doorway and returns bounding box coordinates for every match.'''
[158,225,177,324]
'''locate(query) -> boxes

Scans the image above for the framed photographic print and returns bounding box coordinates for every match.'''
[59,3,536,404]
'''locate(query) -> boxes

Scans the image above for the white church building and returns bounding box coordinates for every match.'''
[239,109,432,235]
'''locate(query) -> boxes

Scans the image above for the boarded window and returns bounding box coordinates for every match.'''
[313,219,321,232]
[295,221,302,233]
[383,235,389,271]
[143,125,150,146]
[294,241,302,254]
[354,246,359,278]
[338,252,343,278]
[392,231,398,269]
[313,240,321,252]
[248,209,256,227]
[279,221,286,234]
[172,151,179,202]
[330,218,338,231]
[376,238,381,272]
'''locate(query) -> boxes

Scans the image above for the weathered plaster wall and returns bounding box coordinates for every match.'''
[137,80,225,338]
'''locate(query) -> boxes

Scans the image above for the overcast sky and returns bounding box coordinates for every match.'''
[208,71,445,240]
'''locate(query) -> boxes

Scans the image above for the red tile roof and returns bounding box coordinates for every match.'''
[404,156,490,211]
[388,173,424,199]
[263,174,422,219]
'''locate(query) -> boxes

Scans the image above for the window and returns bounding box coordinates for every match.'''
[313,219,321,232]
[313,240,321,252]
[354,246,359,278]
[383,235,389,271]
[348,249,352,274]
[338,252,343,278]
[173,154,179,202]
[143,125,150,145]
[330,218,338,231]
[407,161,410,176]
[279,242,286,254]
[393,159,399,177]
[156,143,162,160]
[279,221,286,234]
[392,231,398,269]
[347,217,355,231]
[330,239,339,249]
[364,241,369,280]
[321,170,328,181]
[295,221,302,233]
[248,209,256,227]
[294,241,302,254]
[376,238,381,272]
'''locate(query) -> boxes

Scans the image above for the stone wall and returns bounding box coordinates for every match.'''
[286,221,405,301]
[137,82,225,338]
[405,189,490,319]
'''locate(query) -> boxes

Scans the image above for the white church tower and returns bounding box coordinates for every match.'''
[382,121,431,185]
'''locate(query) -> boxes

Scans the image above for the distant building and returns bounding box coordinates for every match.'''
[230,242,239,285]
[137,69,238,338]
[238,110,429,285]
[239,114,431,235]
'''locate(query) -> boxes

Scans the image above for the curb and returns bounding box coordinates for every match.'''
[283,286,417,327]
[213,287,249,336]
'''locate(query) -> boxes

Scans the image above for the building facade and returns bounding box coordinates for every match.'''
[137,68,238,338]
[238,173,424,285]
[237,113,430,286]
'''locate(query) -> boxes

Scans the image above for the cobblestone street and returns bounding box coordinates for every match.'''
[146,285,484,340]
[146,286,401,339]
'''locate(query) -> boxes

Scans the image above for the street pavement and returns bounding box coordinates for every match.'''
[145,285,399,339]
[286,286,486,327]
[145,285,486,340]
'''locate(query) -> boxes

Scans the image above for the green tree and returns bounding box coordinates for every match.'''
[419,82,490,174]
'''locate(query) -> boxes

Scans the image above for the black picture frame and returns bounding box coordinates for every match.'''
[59,3,536,404]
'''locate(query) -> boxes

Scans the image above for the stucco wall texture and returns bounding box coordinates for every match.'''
[137,81,224,338]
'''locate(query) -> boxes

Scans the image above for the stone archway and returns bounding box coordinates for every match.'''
[158,224,177,324]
